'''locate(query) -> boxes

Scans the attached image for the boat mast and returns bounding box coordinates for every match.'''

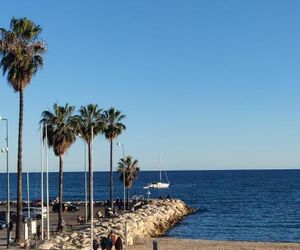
[159,153,162,181]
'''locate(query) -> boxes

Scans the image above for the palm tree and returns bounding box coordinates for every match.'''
[77,104,104,220]
[40,103,78,231]
[118,156,140,207]
[103,107,126,208]
[0,17,46,241]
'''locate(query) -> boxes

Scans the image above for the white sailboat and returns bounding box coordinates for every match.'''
[144,154,170,189]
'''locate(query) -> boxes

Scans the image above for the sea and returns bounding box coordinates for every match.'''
[0,170,300,243]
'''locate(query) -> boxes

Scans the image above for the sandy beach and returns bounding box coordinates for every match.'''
[127,238,300,250]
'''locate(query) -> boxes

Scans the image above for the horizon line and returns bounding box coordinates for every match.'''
[0,168,299,174]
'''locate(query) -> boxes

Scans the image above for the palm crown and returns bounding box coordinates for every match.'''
[118,156,140,189]
[103,107,126,140]
[40,103,78,156]
[0,17,46,91]
[77,104,104,143]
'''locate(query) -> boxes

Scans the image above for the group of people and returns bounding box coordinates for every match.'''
[93,230,123,250]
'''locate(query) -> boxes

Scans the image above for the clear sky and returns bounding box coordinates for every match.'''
[1,0,300,172]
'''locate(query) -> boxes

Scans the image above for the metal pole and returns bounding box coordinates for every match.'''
[90,126,94,250]
[40,124,44,240]
[26,121,30,218]
[122,144,125,212]
[117,143,126,212]
[46,125,50,240]
[27,165,30,218]
[5,119,10,248]
[84,142,87,223]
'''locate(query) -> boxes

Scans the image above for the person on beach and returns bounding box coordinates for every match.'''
[58,218,65,233]
[8,218,13,242]
[106,230,116,250]
[37,225,41,240]
[77,215,84,224]
[106,236,112,250]
[111,230,116,247]
[100,237,107,250]
[93,238,99,250]
[115,236,123,250]
[61,219,65,232]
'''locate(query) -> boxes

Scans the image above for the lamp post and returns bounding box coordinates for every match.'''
[116,142,125,212]
[45,124,50,240]
[40,124,44,240]
[41,123,50,240]
[0,117,10,248]
[78,134,88,223]
[84,140,87,224]
[90,126,94,250]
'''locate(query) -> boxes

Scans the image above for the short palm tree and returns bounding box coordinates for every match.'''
[118,156,140,207]
[0,17,46,241]
[77,104,104,220]
[103,107,126,208]
[40,103,78,231]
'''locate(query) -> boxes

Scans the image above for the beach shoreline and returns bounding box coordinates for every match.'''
[0,201,299,249]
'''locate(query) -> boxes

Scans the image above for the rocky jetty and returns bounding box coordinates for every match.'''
[39,199,194,249]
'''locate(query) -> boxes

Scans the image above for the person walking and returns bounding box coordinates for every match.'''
[115,236,123,250]
[37,225,41,240]
[106,231,115,250]
[93,238,99,250]
[100,237,107,250]
[58,218,65,233]
[8,219,13,242]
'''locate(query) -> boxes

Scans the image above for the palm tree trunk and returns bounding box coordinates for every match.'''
[58,155,64,230]
[16,90,24,242]
[88,141,92,220]
[110,139,113,209]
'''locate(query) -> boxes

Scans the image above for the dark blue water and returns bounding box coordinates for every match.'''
[0,170,300,242]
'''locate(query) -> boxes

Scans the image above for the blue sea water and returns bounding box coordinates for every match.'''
[0,170,300,242]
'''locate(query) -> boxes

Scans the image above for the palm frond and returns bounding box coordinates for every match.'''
[77,104,104,143]
[0,17,47,91]
[103,107,126,140]
[117,155,140,189]
[40,103,77,156]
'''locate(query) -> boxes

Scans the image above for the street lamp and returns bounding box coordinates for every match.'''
[78,134,88,223]
[116,142,126,212]
[90,126,94,250]
[0,116,10,248]
[40,124,44,240]
[40,123,51,241]
[45,124,50,240]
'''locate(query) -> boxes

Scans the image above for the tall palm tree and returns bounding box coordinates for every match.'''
[77,104,104,220]
[0,17,46,241]
[118,156,140,207]
[40,103,78,231]
[103,107,126,208]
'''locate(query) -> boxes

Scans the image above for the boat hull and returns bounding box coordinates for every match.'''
[143,182,170,189]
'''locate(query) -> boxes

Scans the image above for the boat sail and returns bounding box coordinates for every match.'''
[144,154,170,189]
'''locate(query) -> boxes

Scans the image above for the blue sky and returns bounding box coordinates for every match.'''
[1,0,300,172]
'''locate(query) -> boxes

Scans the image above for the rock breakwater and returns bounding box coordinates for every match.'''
[40,199,195,249]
